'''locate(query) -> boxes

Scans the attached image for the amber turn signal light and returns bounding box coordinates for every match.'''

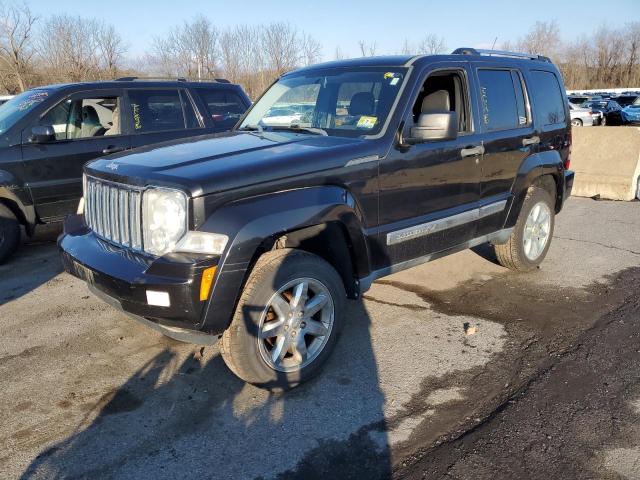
[200,266,217,301]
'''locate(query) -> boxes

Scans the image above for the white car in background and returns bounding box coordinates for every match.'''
[0,95,14,106]
[568,103,595,126]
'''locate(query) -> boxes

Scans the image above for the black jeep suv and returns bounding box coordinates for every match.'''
[60,49,574,389]
[0,78,250,262]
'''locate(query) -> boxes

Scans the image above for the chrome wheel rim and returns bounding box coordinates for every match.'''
[523,201,552,261]
[257,277,334,372]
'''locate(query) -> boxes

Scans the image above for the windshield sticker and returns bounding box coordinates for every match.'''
[357,116,377,129]
[384,72,396,79]
[18,91,48,111]
[390,77,400,86]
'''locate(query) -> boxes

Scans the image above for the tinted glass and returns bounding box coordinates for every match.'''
[0,89,53,134]
[180,91,200,129]
[128,89,187,133]
[477,69,520,131]
[240,68,408,138]
[197,89,247,129]
[530,71,566,125]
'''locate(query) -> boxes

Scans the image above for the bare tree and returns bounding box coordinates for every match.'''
[262,22,300,75]
[515,20,561,59]
[0,1,36,92]
[416,34,447,55]
[97,23,127,78]
[334,46,345,60]
[300,32,322,66]
[358,40,377,57]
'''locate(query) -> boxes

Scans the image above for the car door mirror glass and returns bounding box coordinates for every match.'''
[29,125,56,143]
[407,112,458,143]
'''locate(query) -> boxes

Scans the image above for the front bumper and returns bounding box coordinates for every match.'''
[59,214,220,335]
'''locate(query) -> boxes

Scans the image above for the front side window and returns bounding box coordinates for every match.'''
[477,69,524,131]
[530,70,566,126]
[39,96,121,140]
[197,89,247,129]
[239,67,408,137]
[128,89,199,133]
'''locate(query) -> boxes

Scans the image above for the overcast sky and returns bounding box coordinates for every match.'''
[25,0,640,60]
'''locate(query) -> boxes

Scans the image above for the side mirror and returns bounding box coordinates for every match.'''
[408,112,458,143]
[29,125,56,144]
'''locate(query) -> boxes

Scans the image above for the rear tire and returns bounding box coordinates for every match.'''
[494,186,555,272]
[220,248,346,390]
[0,204,20,264]
[571,118,582,127]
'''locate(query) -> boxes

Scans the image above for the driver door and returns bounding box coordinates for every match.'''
[21,89,130,221]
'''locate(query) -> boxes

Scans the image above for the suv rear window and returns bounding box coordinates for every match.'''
[477,69,525,131]
[128,89,199,133]
[197,89,247,129]
[530,71,566,126]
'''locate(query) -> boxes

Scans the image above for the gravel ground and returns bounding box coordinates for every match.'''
[0,197,638,479]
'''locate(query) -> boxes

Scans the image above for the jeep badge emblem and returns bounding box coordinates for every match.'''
[106,161,118,171]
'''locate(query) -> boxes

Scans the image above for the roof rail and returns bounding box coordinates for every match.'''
[451,47,551,63]
[114,76,232,83]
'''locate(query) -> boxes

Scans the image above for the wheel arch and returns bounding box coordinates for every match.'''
[199,186,371,334]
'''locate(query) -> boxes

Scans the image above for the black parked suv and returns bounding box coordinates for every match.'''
[0,78,250,261]
[60,49,574,389]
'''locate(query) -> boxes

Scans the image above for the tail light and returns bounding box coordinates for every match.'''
[564,128,572,170]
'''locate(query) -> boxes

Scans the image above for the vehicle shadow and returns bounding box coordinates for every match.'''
[0,224,63,306]
[19,278,391,478]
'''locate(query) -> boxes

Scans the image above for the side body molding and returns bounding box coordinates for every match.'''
[199,186,371,333]
[503,150,563,229]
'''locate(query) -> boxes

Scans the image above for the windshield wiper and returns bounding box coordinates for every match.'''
[238,124,264,132]
[269,125,328,136]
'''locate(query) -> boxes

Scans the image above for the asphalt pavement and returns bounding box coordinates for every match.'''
[0,197,638,479]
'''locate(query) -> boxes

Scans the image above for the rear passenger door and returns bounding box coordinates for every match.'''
[472,64,536,236]
[194,88,250,132]
[126,88,205,149]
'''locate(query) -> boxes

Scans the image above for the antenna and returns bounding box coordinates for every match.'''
[491,37,498,50]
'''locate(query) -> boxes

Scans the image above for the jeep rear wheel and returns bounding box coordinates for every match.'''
[494,186,555,272]
[220,248,345,389]
[0,204,20,264]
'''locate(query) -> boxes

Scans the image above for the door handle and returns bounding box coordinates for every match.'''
[461,145,485,158]
[522,136,540,147]
[102,145,125,155]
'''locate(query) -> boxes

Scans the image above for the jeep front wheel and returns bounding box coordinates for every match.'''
[220,249,345,389]
[494,186,555,272]
[0,204,20,264]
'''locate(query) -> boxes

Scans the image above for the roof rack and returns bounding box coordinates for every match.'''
[451,47,551,63]
[114,76,231,83]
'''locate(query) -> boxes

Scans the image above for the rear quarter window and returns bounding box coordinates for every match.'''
[477,69,525,131]
[530,70,566,126]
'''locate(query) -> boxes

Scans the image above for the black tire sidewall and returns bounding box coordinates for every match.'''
[513,188,555,270]
[0,205,20,263]
[229,251,345,388]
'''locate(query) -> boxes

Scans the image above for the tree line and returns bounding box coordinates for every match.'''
[1,2,639,98]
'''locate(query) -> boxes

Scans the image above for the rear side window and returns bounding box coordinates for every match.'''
[530,71,566,125]
[196,89,247,129]
[477,69,523,131]
[128,89,200,133]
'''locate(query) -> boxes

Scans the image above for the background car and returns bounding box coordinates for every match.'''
[614,95,639,107]
[581,99,624,126]
[568,103,594,126]
[621,104,640,125]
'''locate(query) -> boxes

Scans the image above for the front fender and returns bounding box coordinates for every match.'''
[0,169,36,230]
[199,186,370,333]
[504,150,563,228]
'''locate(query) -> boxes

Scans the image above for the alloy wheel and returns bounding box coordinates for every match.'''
[523,201,552,261]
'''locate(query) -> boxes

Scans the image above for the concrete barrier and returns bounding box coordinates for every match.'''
[570,127,640,201]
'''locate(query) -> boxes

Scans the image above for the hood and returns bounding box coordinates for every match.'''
[86,131,371,197]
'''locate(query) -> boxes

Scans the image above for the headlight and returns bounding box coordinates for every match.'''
[174,231,228,255]
[142,187,187,256]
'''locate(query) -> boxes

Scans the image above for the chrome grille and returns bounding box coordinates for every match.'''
[85,176,143,251]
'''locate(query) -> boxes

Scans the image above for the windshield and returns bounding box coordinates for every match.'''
[239,67,408,137]
[616,96,638,107]
[0,89,53,134]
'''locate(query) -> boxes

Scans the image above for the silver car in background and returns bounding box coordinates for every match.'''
[569,103,595,126]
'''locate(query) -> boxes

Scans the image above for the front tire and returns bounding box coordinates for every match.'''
[220,249,346,389]
[0,204,20,264]
[494,186,555,272]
